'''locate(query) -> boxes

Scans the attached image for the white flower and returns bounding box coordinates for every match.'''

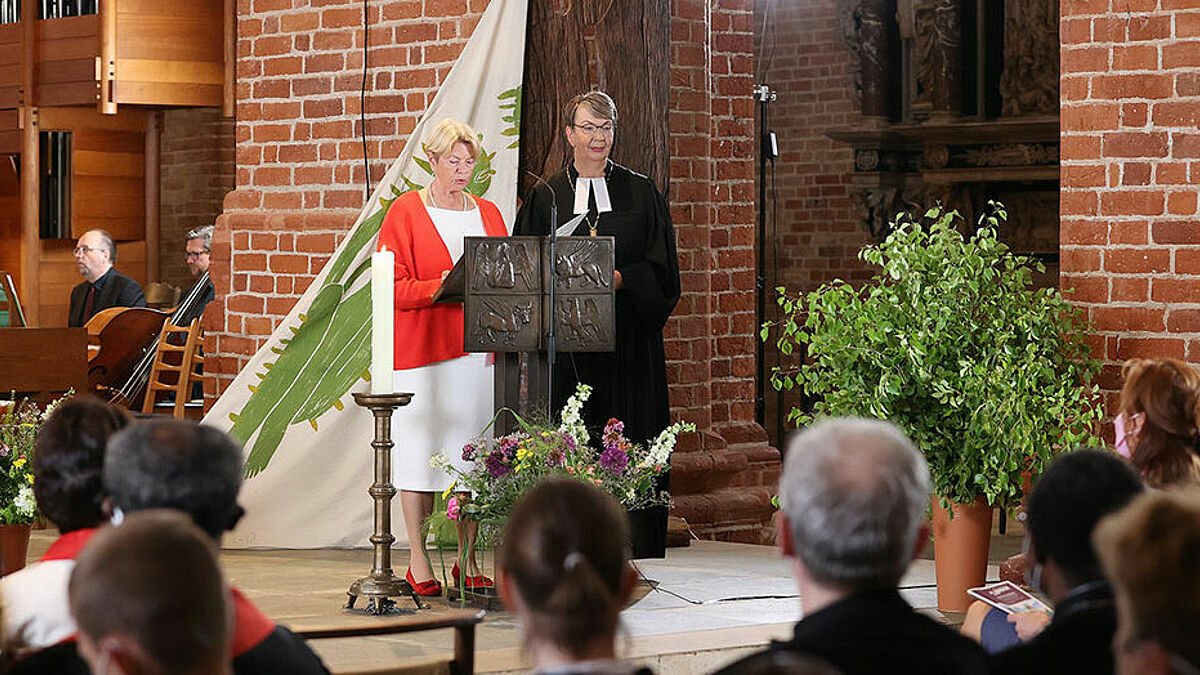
[13,485,36,520]
[429,454,452,470]
[639,421,696,469]
[558,383,593,447]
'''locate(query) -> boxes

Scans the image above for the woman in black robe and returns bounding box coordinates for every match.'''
[513,90,681,447]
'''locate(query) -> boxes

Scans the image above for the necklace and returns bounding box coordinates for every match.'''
[428,186,468,211]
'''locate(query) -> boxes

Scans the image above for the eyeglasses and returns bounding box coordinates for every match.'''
[185,250,210,260]
[73,245,101,255]
[571,123,615,137]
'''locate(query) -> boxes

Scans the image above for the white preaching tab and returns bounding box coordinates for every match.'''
[557,213,587,238]
[573,176,614,215]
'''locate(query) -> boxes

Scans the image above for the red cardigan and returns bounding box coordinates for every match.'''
[376,190,508,369]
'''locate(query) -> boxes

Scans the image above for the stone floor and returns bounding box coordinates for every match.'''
[24,514,1025,674]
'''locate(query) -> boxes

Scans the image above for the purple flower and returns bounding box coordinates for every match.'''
[485,450,511,478]
[0,443,8,457]
[461,443,477,462]
[546,445,565,467]
[499,436,518,460]
[563,433,577,453]
[600,446,629,476]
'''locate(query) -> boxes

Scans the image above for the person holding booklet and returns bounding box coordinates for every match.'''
[962,449,1144,675]
[376,118,509,596]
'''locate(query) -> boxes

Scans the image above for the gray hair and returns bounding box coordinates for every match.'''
[186,225,214,251]
[84,229,117,262]
[779,418,930,590]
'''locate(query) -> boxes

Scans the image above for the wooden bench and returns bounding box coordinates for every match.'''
[290,608,485,675]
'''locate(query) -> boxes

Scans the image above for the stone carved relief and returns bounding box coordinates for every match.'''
[961,143,1058,167]
[914,0,961,114]
[1000,0,1059,116]
[552,239,612,290]
[474,298,535,346]
[471,240,539,293]
[837,0,890,118]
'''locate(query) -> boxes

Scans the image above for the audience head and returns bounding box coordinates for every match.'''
[1095,490,1200,675]
[104,419,245,540]
[185,225,214,277]
[69,510,231,675]
[1118,358,1200,488]
[32,395,129,533]
[497,477,634,663]
[778,418,930,593]
[1024,449,1143,597]
[74,229,116,282]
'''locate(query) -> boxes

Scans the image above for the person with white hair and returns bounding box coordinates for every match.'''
[715,418,987,675]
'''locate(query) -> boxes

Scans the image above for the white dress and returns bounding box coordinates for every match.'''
[391,204,493,492]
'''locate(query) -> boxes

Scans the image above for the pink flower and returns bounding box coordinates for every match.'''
[447,496,460,521]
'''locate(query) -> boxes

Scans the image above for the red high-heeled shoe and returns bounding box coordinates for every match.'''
[451,563,494,589]
[405,568,443,596]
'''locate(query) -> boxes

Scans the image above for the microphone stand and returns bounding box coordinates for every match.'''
[545,186,559,422]
[525,171,559,423]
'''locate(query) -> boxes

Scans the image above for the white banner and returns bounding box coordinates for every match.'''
[205,0,528,548]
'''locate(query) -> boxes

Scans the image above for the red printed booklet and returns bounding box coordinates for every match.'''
[967,581,1053,615]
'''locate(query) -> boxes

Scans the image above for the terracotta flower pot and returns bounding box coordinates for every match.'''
[0,523,32,577]
[931,496,993,612]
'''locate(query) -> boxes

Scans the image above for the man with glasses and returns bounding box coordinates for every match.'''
[176,225,216,326]
[513,90,681,455]
[67,229,146,327]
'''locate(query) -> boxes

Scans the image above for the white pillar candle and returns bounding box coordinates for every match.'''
[370,248,395,395]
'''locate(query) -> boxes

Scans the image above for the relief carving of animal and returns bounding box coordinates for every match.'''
[476,301,533,344]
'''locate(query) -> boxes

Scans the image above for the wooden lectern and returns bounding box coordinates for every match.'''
[436,235,616,426]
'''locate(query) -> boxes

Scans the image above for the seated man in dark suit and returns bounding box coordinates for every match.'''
[715,418,987,675]
[68,229,146,327]
[989,449,1143,675]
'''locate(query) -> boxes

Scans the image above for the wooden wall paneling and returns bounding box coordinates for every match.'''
[0,157,20,287]
[145,110,158,281]
[114,0,224,108]
[35,14,99,108]
[37,239,77,327]
[70,127,145,240]
[0,110,19,154]
[115,239,146,286]
[19,0,38,326]
[0,23,21,109]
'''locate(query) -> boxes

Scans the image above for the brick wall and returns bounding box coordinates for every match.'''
[160,109,235,290]
[1059,0,1200,414]
[756,0,871,295]
[207,0,487,395]
[752,0,871,441]
[209,0,776,538]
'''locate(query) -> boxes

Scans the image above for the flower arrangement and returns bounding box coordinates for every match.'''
[431,384,696,527]
[0,395,65,525]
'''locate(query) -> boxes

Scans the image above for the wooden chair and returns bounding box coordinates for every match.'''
[291,609,484,675]
[141,320,205,419]
[143,282,181,311]
[0,271,26,327]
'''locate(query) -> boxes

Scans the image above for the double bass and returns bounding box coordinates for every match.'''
[85,270,212,409]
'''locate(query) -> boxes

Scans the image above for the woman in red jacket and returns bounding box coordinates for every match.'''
[376,118,508,596]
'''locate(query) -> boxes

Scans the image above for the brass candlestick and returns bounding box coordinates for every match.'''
[346,391,419,614]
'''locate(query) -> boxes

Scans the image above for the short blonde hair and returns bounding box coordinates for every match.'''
[424,118,481,160]
[1094,490,1200,666]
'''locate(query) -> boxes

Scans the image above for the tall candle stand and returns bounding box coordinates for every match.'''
[346,391,419,614]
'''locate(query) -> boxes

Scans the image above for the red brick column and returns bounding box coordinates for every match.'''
[666,0,776,541]
[1059,0,1200,413]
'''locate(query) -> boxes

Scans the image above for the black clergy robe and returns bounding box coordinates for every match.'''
[513,161,681,447]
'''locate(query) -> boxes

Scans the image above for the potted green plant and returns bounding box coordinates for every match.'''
[765,204,1102,611]
[0,396,55,576]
